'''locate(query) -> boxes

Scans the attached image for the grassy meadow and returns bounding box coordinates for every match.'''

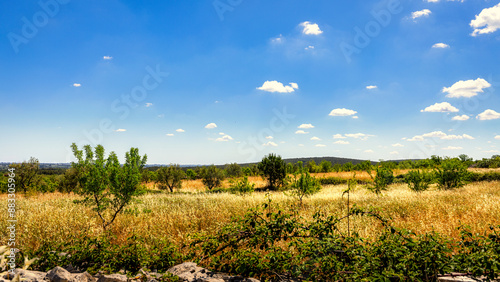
[1,169,499,258]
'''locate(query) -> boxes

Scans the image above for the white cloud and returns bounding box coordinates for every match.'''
[334,140,350,145]
[300,21,323,35]
[495,135,500,140]
[271,34,284,44]
[412,9,432,19]
[205,123,217,129]
[483,150,500,153]
[352,116,359,119]
[329,108,358,116]
[392,143,404,147]
[452,115,470,121]
[310,136,321,141]
[421,102,459,112]
[157,114,165,118]
[477,109,500,120]
[390,151,399,155]
[333,134,346,139]
[115,129,126,132]
[366,85,377,89]
[442,146,463,150]
[263,141,278,147]
[432,43,450,48]
[257,80,298,93]
[345,133,374,140]
[442,78,491,98]
[145,103,153,107]
[470,3,500,36]
[176,129,185,132]
[103,56,113,60]
[265,136,273,139]
[73,83,81,87]
[316,144,326,147]
[298,123,314,129]
[298,144,304,147]
[166,133,174,136]
[219,132,225,135]
[408,131,474,141]
[364,149,374,153]
[305,45,315,50]
[295,130,309,134]
[216,135,233,142]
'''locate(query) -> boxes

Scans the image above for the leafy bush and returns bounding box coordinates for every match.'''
[367,166,394,195]
[434,158,468,190]
[225,163,243,178]
[228,176,255,195]
[290,172,321,203]
[199,165,225,190]
[404,170,434,192]
[257,154,286,190]
[317,176,347,185]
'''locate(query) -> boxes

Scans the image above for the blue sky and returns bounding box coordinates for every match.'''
[1,0,500,165]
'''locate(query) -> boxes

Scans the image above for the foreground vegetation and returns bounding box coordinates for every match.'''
[1,148,500,280]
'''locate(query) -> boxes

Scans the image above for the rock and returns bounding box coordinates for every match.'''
[47,266,73,282]
[166,262,260,282]
[95,274,127,282]
[15,269,47,282]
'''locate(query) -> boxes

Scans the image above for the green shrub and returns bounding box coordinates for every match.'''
[291,172,321,203]
[404,170,433,192]
[257,154,286,190]
[228,176,255,195]
[367,166,394,195]
[434,158,468,190]
[317,176,347,185]
[199,165,225,190]
[156,165,186,193]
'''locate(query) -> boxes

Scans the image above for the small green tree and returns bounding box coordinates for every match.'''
[291,172,321,203]
[367,166,394,195]
[9,157,39,193]
[225,163,243,178]
[319,160,332,173]
[199,165,225,190]
[71,143,147,230]
[434,158,468,190]
[156,164,186,193]
[229,176,255,195]
[186,169,197,180]
[258,154,286,190]
[405,170,433,192]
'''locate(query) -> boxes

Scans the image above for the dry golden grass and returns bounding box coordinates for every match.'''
[1,179,499,254]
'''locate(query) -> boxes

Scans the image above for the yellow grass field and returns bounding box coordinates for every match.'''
[1,175,499,255]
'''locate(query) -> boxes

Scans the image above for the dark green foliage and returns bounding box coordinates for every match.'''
[434,158,469,190]
[291,172,321,202]
[71,143,147,230]
[257,154,286,190]
[199,165,225,190]
[224,163,243,178]
[466,171,500,182]
[228,176,255,195]
[405,170,434,192]
[57,167,80,193]
[156,164,186,193]
[317,176,347,185]
[367,166,394,195]
[9,157,39,193]
[319,160,332,173]
[342,162,354,172]
[185,169,197,180]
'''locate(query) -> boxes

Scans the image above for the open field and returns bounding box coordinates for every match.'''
[1,178,499,255]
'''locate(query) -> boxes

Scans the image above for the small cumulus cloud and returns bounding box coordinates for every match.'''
[333,134,346,139]
[432,43,450,48]
[310,136,321,141]
[364,149,374,153]
[295,130,309,134]
[412,9,432,19]
[103,56,113,60]
[166,133,174,136]
[271,34,284,44]
[305,45,315,50]
[334,140,350,145]
[257,80,298,93]
[73,83,81,87]
[421,102,459,113]
[300,21,323,35]
[452,115,470,121]
[366,85,377,90]
[345,133,374,140]
[470,3,500,36]
[392,143,404,147]
[263,141,278,147]
[266,136,274,139]
[442,146,463,150]
[477,109,500,120]
[495,135,500,140]
[407,131,474,141]
[390,151,399,155]
[483,150,500,153]
[329,108,357,116]
[298,124,314,129]
[145,103,153,107]
[316,144,326,147]
[442,78,491,98]
[205,123,217,129]
[115,129,126,132]
[176,129,185,133]
[216,135,233,142]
